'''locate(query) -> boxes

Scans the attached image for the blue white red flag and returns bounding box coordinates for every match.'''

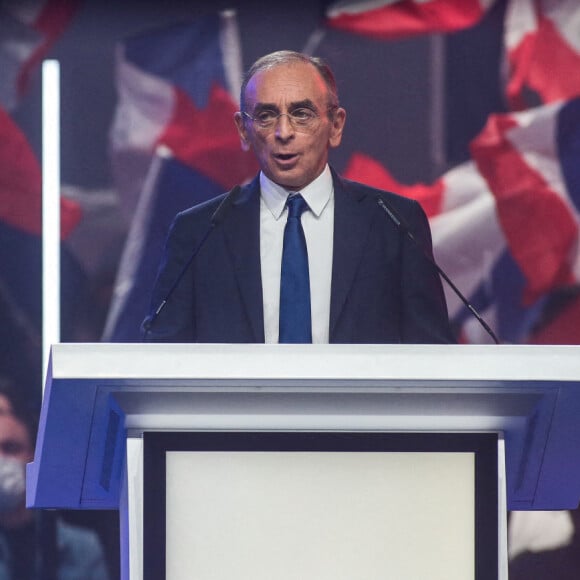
[109,10,257,205]
[104,11,257,341]
[325,0,496,39]
[344,97,580,343]
[504,0,580,110]
[324,0,580,114]
[343,153,512,343]
[0,105,81,392]
[0,0,82,235]
[0,0,82,374]
[470,98,580,303]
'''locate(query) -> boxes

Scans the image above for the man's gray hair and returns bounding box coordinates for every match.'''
[240,50,339,114]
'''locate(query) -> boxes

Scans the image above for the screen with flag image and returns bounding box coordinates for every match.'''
[144,431,498,580]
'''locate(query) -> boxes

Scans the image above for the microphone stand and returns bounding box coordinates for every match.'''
[377,197,500,344]
[142,185,241,340]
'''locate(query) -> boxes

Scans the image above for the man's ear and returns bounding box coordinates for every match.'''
[234,112,251,152]
[329,107,346,149]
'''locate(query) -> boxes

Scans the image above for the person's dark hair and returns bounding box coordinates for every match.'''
[240,50,339,115]
[0,376,39,445]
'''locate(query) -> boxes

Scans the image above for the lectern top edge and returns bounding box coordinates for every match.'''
[47,342,580,384]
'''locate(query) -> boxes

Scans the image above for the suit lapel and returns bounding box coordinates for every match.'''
[329,171,375,339]
[216,171,376,343]
[220,176,265,342]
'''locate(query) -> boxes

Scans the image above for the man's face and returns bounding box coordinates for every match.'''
[234,62,346,191]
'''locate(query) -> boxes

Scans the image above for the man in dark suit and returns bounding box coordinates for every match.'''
[142,50,455,344]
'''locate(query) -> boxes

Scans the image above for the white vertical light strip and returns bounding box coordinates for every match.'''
[42,60,61,391]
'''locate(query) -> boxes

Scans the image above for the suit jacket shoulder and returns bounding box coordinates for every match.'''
[330,168,454,344]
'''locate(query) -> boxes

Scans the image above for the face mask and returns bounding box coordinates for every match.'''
[0,456,26,513]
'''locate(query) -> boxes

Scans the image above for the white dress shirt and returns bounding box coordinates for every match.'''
[260,165,335,343]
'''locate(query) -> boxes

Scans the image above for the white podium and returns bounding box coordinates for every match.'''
[26,343,580,580]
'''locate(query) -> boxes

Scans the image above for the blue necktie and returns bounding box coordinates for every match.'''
[279,194,312,343]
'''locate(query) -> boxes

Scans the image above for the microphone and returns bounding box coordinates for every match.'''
[376,196,500,344]
[141,185,241,339]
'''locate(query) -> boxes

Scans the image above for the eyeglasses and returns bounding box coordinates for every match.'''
[242,107,333,133]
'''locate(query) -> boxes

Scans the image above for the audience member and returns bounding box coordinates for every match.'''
[0,377,110,580]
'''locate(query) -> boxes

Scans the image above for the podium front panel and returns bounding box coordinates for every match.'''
[143,431,498,580]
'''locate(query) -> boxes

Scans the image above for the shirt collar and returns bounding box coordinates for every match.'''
[260,165,333,220]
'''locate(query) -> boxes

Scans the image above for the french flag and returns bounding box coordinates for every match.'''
[470,98,580,304]
[504,0,580,110]
[344,97,580,343]
[109,10,256,198]
[325,0,497,39]
[0,0,81,240]
[343,154,512,343]
[104,11,257,341]
[0,0,81,238]
[0,0,82,276]
[0,0,82,384]
[0,105,82,389]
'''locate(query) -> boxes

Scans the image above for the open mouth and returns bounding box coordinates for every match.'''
[275,153,297,161]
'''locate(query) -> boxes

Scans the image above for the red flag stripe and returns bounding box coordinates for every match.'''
[326,0,490,39]
[505,1,580,109]
[159,85,258,189]
[0,107,81,238]
[342,152,444,217]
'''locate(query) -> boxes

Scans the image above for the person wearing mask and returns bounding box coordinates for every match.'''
[0,378,110,580]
